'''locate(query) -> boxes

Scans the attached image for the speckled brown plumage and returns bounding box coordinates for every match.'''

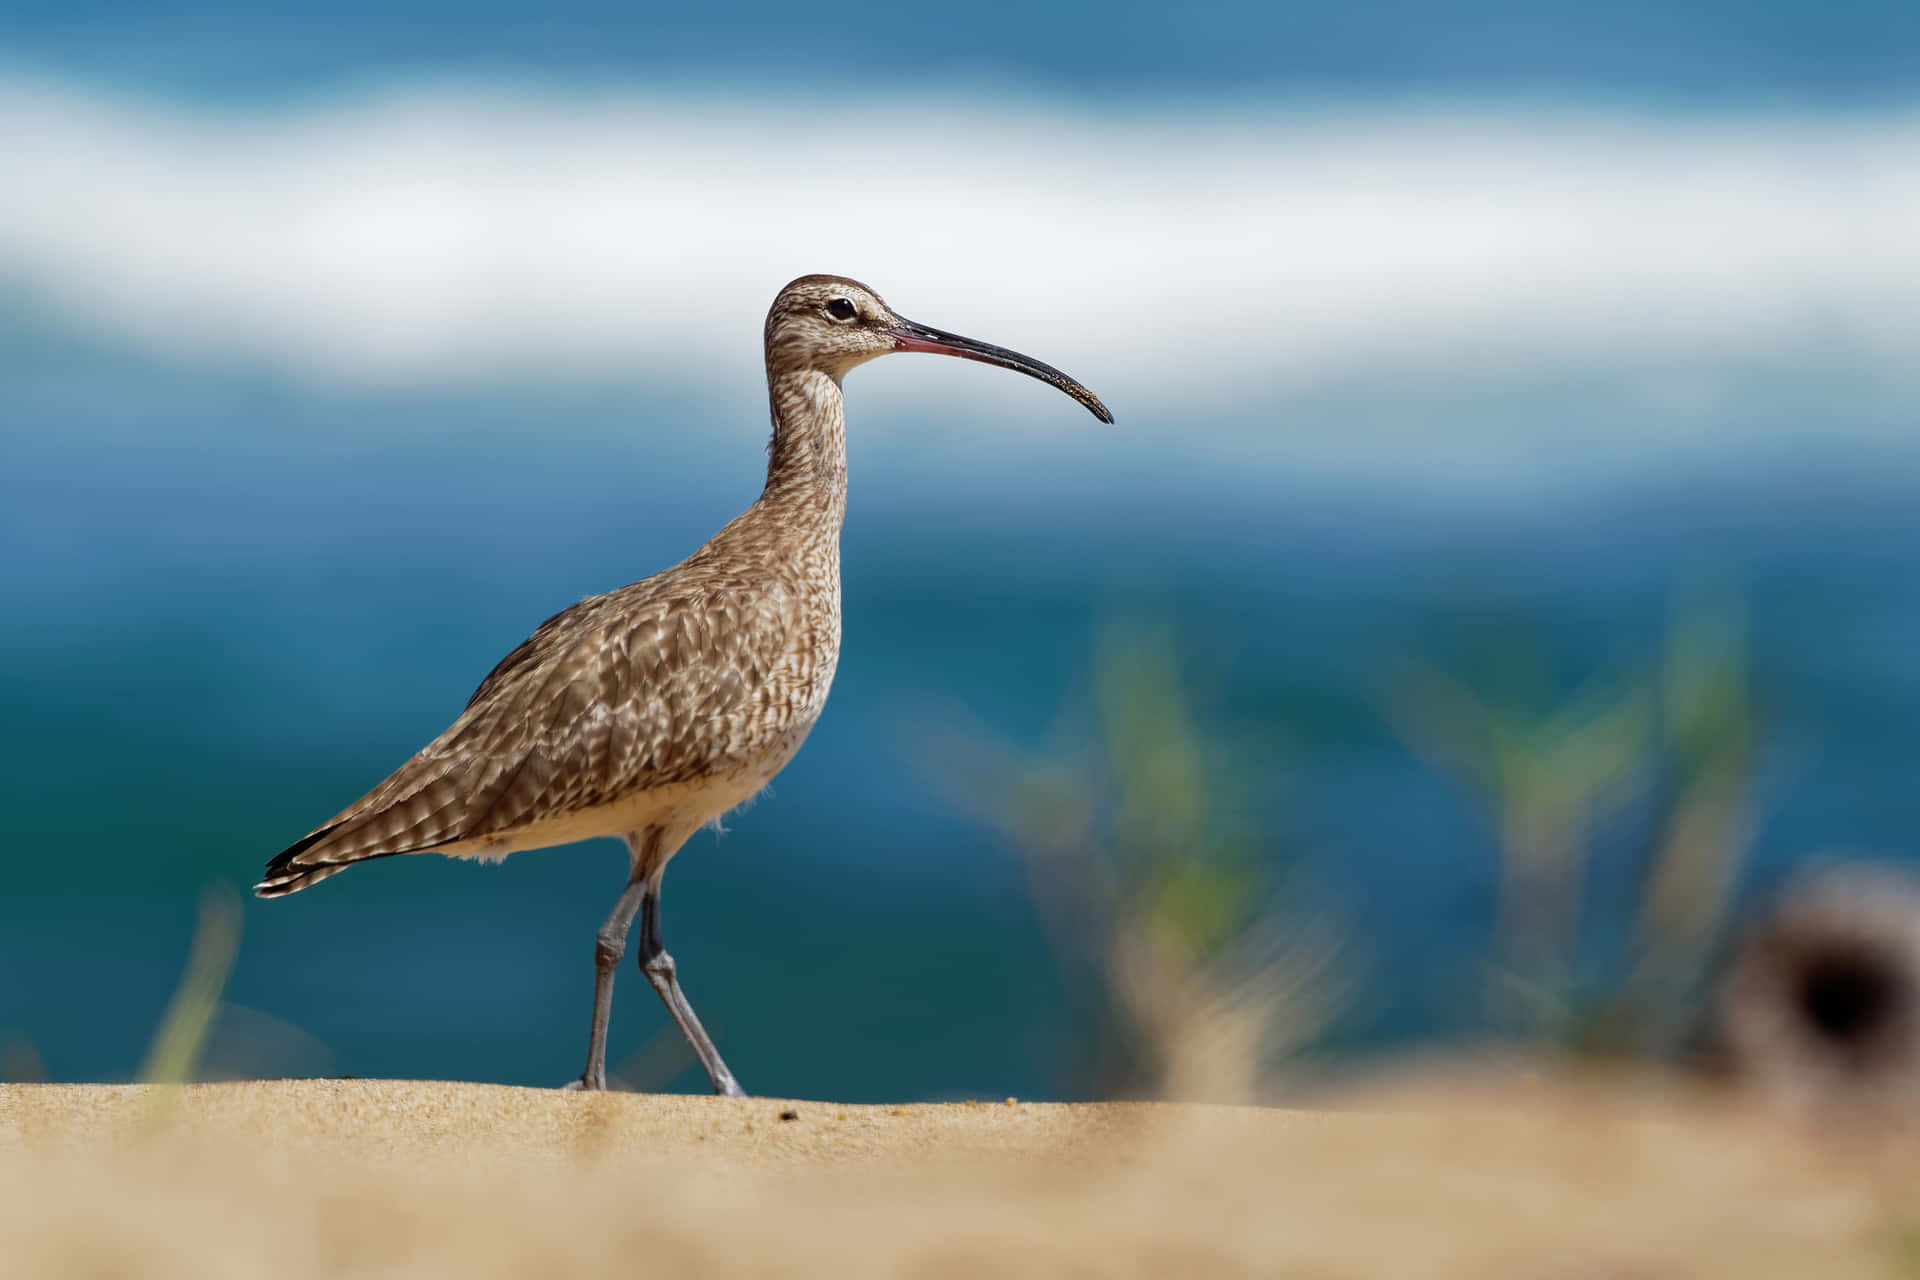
[253,273,1110,1093]
[257,515,839,892]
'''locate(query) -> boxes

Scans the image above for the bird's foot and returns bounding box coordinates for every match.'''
[564,1072,607,1092]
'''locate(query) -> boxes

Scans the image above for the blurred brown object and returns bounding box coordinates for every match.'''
[1712,862,1920,1118]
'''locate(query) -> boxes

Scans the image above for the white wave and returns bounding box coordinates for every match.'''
[3,74,1918,449]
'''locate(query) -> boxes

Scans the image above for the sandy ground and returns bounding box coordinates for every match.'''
[1,1076,1914,1277]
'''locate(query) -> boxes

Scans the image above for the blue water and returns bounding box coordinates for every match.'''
[3,370,1916,1098]
[4,0,1917,101]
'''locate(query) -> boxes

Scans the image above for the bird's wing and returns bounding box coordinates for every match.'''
[258,573,804,891]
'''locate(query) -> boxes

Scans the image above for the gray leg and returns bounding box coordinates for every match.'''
[639,884,747,1097]
[566,861,650,1091]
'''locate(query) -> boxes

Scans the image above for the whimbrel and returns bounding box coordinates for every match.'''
[256,275,1111,1094]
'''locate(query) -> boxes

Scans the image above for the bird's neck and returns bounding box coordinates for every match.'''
[761,367,849,528]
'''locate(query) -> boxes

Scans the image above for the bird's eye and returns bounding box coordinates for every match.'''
[825,298,858,322]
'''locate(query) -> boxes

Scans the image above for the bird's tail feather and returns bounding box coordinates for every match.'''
[254,824,400,897]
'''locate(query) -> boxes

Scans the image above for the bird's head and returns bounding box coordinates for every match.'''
[764,274,1113,423]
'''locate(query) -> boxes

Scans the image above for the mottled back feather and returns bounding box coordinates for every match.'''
[258,504,840,895]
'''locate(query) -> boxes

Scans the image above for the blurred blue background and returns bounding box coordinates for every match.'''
[2,0,1917,1099]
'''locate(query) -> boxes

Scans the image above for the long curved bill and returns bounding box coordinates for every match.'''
[889,318,1114,424]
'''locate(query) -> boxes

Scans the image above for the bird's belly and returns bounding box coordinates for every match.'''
[437,716,820,864]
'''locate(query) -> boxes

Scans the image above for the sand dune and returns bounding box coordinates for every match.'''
[0,1077,1905,1277]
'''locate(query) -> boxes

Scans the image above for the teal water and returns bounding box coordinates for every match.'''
[4,398,1917,1098]
[9,0,1916,101]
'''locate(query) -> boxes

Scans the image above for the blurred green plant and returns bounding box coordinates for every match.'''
[1622,587,1757,1055]
[0,886,243,1100]
[1399,648,1652,1038]
[927,615,1339,1103]
[140,884,243,1086]
[1398,582,1759,1055]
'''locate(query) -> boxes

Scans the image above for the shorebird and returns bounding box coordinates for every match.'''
[256,274,1111,1095]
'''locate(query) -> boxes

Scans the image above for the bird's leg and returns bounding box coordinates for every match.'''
[565,859,651,1091]
[638,884,747,1097]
